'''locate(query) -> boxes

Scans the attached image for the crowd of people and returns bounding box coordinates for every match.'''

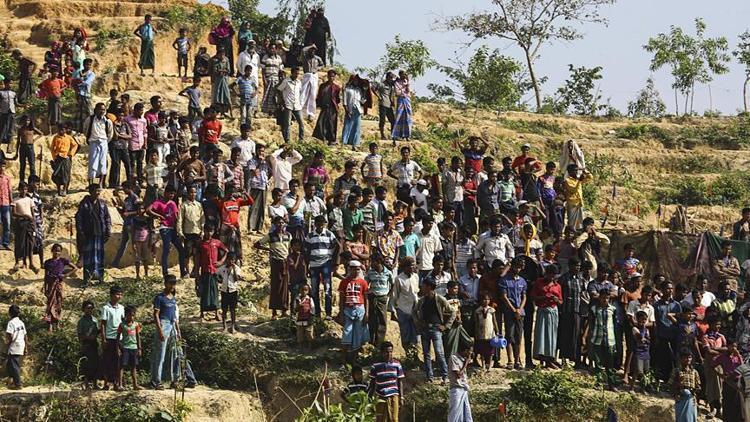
[0,12,748,422]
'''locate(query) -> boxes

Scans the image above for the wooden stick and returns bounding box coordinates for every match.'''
[276,385,303,414]
[253,373,266,422]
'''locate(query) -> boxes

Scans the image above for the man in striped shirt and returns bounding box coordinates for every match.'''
[369,342,404,422]
[305,215,338,318]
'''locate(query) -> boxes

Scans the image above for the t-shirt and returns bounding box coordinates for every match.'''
[153,293,177,323]
[339,277,368,306]
[117,321,141,350]
[415,232,442,271]
[449,353,469,390]
[77,315,98,339]
[230,138,256,167]
[184,86,201,109]
[199,119,222,144]
[150,198,178,229]
[366,267,394,297]
[400,232,421,258]
[175,37,189,55]
[369,360,404,398]
[625,300,656,323]
[410,186,430,212]
[217,263,243,293]
[5,317,26,355]
[364,153,383,179]
[198,238,226,274]
[101,302,125,340]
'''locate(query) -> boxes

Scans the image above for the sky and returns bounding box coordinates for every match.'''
[207,0,750,114]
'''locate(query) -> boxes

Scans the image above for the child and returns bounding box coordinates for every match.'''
[144,149,166,206]
[474,294,499,371]
[4,304,27,389]
[116,305,142,391]
[234,65,258,126]
[131,201,152,280]
[361,143,384,188]
[150,111,174,165]
[445,281,472,357]
[439,222,457,280]
[106,88,120,115]
[37,68,67,133]
[399,217,420,260]
[670,349,701,421]
[172,28,191,79]
[294,283,315,349]
[286,238,306,309]
[49,122,77,196]
[99,285,124,391]
[77,300,99,389]
[628,310,651,390]
[584,288,618,389]
[179,77,202,122]
[217,253,243,333]
[196,224,227,321]
[342,365,368,399]
[702,319,727,418]
[175,118,192,159]
[42,243,77,331]
[614,244,643,279]
[0,79,17,146]
[11,182,36,273]
[454,227,476,279]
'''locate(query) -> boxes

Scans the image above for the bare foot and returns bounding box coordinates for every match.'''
[133,385,142,391]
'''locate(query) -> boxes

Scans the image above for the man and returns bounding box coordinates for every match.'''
[448,345,473,422]
[312,69,341,145]
[558,258,588,368]
[134,14,157,76]
[337,260,369,363]
[246,143,272,233]
[732,208,750,241]
[111,181,138,268]
[574,217,610,278]
[151,275,178,390]
[443,156,465,228]
[76,58,96,131]
[304,7,331,65]
[83,103,114,187]
[236,40,260,83]
[300,45,324,121]
[369,342,405,422]
[371,72,396,140]
[276,66,304,143]
[511,143,542,174]
[713,240,741,292]
[366,254,393,346]
[498,256,527,370]
[125,103,149,184]
[476,171,501,231]
[562,164,592,230]
[387,146,423,209]
[391,257,420,357]
[177,185,204,276]
[75,184,111,284]
[305,215,337,318]
[37,67,66,133]
[269,144,302,191]
[11,50,35,104]
[413,277,455,383]
[415,216,443,281]
[475,217,514,272]
[653,281,682,382]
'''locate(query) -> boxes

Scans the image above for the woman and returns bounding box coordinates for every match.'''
[260,44,283,115]
[254,217,291,320]
[344,225,370,270]
[210,47,232,118]
[391,70,413,143]
[531,265,563,368]
[211,16,236,75]
[11,182,36,273]
[302,151,329,199]
[237,21,253,62]
[43,243,77,331]
[342,75,365,149]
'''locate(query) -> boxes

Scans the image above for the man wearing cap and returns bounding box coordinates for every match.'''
[300,45,324,121]
[338,260,369,363]
[236,40,260,83]
[413,275,455,383]
[511,143,542,174]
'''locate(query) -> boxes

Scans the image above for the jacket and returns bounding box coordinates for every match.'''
[412,293,456,331]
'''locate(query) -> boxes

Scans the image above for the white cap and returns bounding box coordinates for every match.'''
[522,143,531,149]
[416,179,428,186]
[349,260,362,268]
[517,200,529,207]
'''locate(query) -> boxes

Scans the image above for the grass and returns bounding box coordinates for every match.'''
[497,117,566,136]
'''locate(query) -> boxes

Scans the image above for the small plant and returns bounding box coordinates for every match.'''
[497,117,565,136]
[640,369,662,393]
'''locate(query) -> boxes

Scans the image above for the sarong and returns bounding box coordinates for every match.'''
[139,38,155,70]
[88,139,108,179]
[448,387,473,422]
[368,294,389,344]
[247,188,267,232]
[391,96,412,140]
[47,97,62,127]
[101,339,120,383]
[261,74,279,114]
[13,218,35,259]
[80,339,99,382]
[18,77,32,103]
[342,108,362,146]
[199,273,220,311]
[82,235,105,280]
[269,258,288,311]
[675,389,697,422]
[534,306,558,359]
[312,106,338,144]
[43,278,63,324]
[444,322,474,357]
[558,311,581,361]
[211,76,231,112]
[0,112,14,143]
[341,304,369,351]
[300,72,319,118]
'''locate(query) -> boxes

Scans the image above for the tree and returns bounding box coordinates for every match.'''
[734,30,750,113]
[442,0,615,112]
[433,46,526,111]
[627,77,667,118]
[644,18,730,116]
[379,35,436,79]
[228,0,260,21]
[555,64,604,116]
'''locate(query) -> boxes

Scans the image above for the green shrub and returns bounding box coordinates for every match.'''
[43,395,188,422]
[671,154,722,173]
[497,117,565,135]
[93,27,131,52]
[711,172,750,204]
[656,176,710,206]
[159,5,224,35]
[508,369,596,416]
[294,139,344,171]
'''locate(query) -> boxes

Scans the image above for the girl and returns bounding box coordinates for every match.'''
[474,293,499,371]
[43,243,77,331]
[16,115,43,183]
[131,201,152,280]
[302,151,329,199]
[196,224,227,321]
[116,305,142,391]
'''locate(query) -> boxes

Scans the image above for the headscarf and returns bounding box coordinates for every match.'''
[213,16,234,39]
[520,223,538,257]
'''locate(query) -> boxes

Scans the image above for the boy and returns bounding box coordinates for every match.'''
[4,304,27,389]
[342,365,368,399]
[117,305,142,391]
[670,349,701,421]
[628,310,651,390]
[0,78,17,146]
[100,285,124,390]
[293,283,315,349]
[49,122,77,196]
[179,77,202,122]
[77,300,99,389]
[369,342,405,421]
[38,68,67,133]
[234,65,258,127]
[583,288,618,390]
[448,345,473,422]
[196,224,227,321]
[499,256,527,370]
[230,123,256,168]
[399,217,420,260]
[198,107,222,156]
[172,28,191,78]
[144,149,167,206]
[217,253,243,333]
[360,142,384,188]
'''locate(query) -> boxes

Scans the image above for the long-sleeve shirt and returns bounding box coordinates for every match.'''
[277,78,302,111]
[124,116,148,151]
[270,149,302,191]
[562,173,592,207]
[50,134,76,159]
[77,70,95,97]
[343,85,364,114]
[176,199,204,237]
[236,51,259,82]
[75,196,111,238]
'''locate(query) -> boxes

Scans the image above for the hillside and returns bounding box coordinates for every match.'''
[0,1,746,421]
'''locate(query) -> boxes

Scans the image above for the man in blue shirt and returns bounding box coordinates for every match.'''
[653,281,682,382]
[498,256,527,370]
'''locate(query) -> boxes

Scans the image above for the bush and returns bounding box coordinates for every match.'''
[43,395,188,422]
[497,117,565,135]
[671,154,723,173]
[93,27,131,52]
[159,5,224,35]
[712,172,750,204]
[508,369,596,416]
[657,176,710,206]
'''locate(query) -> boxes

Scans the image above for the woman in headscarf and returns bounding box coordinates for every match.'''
[341,75,365,149]
[391,70,413,143]
[260,44,283,115]
[211,16,235,75]
[210,47,232,118]
[237,21,253,59]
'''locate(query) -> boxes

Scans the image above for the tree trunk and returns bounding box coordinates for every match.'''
[524,50,542,112]
[744,76,749,114]
[684,91,689,117]
[689,81,695,115]
[674,88,680,116]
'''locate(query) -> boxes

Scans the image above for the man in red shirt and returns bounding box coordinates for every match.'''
[38,68,67,133]
[337,260,369,363]
[196,223,227,321]
[217,191,253,262]
[511,143,542,174]
[198,107,222,157]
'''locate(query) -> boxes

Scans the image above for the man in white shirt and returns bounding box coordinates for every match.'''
[276,66,304,143]
[83,102,113,187]
[387,146,423,209]
[415,216,443,280]
[4,304,26,389]
[230,123,256,168]
[269,145,302,191]
[236,40,260,83]
[475,216,514,269]
[390,256,420,350]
